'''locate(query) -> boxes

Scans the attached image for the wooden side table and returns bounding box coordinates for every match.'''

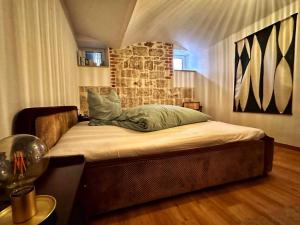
[182,102,203,112]
[0,155,85,225]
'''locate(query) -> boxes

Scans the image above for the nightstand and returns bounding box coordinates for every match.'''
[0,155,85,225]
[78,114,89,122]
[183,102,203,112]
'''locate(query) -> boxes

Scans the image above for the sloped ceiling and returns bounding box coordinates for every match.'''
[63,0,137,48]
[64,0,296,50]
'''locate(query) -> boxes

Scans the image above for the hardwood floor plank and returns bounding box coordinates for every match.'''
[89,147,300,225]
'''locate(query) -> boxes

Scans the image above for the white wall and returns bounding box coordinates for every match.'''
[78,67,111,86]
[195,1,300,146]
[0,0,79,139]
[173,70,195,88]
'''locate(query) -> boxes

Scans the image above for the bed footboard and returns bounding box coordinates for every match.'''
[262,135,274,174]
[81,138,273,217]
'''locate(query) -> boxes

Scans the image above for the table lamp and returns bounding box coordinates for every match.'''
[0,134,56,224]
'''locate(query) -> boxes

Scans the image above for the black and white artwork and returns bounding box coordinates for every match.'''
[233,14,297,114]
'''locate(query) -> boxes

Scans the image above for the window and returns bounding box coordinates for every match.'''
[173,58,183,70]
[173,54,187,70]
[78,49,107,66]
[85,51,102,66]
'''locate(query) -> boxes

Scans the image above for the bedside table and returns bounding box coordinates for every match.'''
[0,155,85,225]
[183,102,203,112]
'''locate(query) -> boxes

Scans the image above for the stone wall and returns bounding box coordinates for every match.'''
[79,42,194,115]
[79,85,193,116]
[109,42,193,108]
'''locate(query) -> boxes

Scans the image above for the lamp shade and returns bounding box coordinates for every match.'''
[0,134,49,190]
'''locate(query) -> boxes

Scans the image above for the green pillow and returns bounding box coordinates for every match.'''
[87,90,122,120]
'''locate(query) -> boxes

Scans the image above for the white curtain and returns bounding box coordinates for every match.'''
[0,0,79,139]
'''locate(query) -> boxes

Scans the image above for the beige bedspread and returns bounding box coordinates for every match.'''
[49,121,264,162]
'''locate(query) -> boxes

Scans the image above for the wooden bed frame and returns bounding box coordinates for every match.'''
[13,106,274,218]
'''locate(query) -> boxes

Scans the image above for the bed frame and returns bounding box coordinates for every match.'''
[13,106,274,218]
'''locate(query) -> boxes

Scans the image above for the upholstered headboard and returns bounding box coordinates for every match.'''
[13,106,78,149]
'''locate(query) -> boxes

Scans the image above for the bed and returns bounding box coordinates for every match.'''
[13,106,274,218]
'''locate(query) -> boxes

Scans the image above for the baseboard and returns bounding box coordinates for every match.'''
[275,142,300,151]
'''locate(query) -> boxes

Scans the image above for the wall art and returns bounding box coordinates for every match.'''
[234,14,297,114]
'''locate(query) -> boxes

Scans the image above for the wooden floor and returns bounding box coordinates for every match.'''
[89,146,300,225]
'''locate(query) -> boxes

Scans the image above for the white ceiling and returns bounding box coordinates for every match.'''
[63,0,137,48]
[64,0,296,50]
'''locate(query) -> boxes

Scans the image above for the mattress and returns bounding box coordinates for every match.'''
[49,121,264,162]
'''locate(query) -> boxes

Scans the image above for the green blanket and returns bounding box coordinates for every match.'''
[89,104,210,132]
